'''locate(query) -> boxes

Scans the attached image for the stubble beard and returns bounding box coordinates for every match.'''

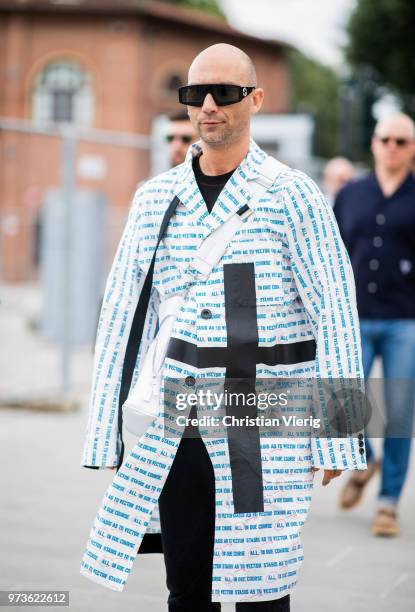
[197,117,249,149]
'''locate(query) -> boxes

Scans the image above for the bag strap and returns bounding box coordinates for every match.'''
[188,155,287,279]
[188,204,253,278]
[253,155,288,189]
[116,195,180,469]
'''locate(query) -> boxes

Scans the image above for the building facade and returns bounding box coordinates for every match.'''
[0,0,291,281]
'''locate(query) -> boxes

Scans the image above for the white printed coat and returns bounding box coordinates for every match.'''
[80,139,367,602]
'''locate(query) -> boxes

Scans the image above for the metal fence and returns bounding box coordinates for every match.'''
[0,117,154,392]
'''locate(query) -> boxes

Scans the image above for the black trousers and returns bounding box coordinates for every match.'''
[158,435,291,612]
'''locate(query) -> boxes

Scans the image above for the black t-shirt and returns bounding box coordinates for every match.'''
[192,155,236,213]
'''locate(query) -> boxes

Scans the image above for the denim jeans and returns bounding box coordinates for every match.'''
[360,319,415,506]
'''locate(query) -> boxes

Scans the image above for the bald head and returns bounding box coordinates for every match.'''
[374,112,415,141]
[188,44,257,86]
[185,44,264,151]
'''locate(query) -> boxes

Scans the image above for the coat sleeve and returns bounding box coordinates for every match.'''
[81,187,160,468]
[282,172,367,471]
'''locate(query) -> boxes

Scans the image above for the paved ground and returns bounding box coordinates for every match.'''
[1,284,414,612]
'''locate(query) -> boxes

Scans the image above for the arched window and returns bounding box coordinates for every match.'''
[32,60,94,126]
[165,73,184,93]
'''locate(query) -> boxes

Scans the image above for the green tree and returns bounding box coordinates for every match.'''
[346,0,415,111]
[164,0,226,19]
[289,49,340,159]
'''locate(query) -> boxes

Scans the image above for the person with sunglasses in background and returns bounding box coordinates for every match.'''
[334,113,415,536]
[166,110,197,167]
[81,43,367,611]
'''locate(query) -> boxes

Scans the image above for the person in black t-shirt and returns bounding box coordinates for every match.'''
[192,154,236,213]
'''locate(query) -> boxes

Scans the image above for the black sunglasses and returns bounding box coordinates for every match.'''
[178,84,256,107]
[378,136,410,147]
[166,134,193,144]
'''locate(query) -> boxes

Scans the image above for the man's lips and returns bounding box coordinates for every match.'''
[201,120,224,125]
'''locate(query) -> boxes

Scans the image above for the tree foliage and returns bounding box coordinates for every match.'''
[346,0,415,108]
[163,0,226,19]
[289,49,340,159]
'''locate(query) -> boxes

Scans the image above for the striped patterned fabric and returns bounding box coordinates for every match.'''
[80,139,367,601]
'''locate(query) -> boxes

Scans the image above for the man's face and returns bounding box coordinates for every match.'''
[323,160,355,198]
[328,170,353,197]
[371,118,415,173]
[166,120,197,167]
[186,59,263,148]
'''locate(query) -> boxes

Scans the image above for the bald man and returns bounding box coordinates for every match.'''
[323,156,356,206]
[80,44,367,610]
[334,113,415,536]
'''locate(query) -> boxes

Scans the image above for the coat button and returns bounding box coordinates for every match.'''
[358,433,364,440]
[201,308,212,319]
[376,213,386,225]
[368,282,378,293]
[358,440,365,447]
[359,447,365,454]
[369,258,379,271]
[185,375,196,387]
[373,236,383,248]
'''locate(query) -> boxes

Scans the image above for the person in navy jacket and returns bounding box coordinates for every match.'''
[334,112,415,536]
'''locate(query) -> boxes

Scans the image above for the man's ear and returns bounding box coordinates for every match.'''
[251,88,264,115]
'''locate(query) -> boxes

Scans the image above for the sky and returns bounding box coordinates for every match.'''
[220,0,356,70]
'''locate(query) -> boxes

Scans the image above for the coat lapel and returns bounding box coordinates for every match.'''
[173,138,268,240]
[173,144,210,239]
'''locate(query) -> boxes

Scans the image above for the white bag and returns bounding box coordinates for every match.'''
[122,294,184,437]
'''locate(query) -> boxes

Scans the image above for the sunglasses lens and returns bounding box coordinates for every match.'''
[380,136,409,147]
[166,134,192,144]
[212,84,240,105]
[179,86,205,106]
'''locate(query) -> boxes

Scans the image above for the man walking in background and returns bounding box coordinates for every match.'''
[323,156,356,206]
[334,112,415,536]
[165,110,197,167]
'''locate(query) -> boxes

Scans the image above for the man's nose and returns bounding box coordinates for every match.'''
[384,139,400,150]
[201,92,218,113]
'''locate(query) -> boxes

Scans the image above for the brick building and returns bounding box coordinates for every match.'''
[0,0,291,281]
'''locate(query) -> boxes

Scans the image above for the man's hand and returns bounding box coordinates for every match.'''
[312,467,343,486]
